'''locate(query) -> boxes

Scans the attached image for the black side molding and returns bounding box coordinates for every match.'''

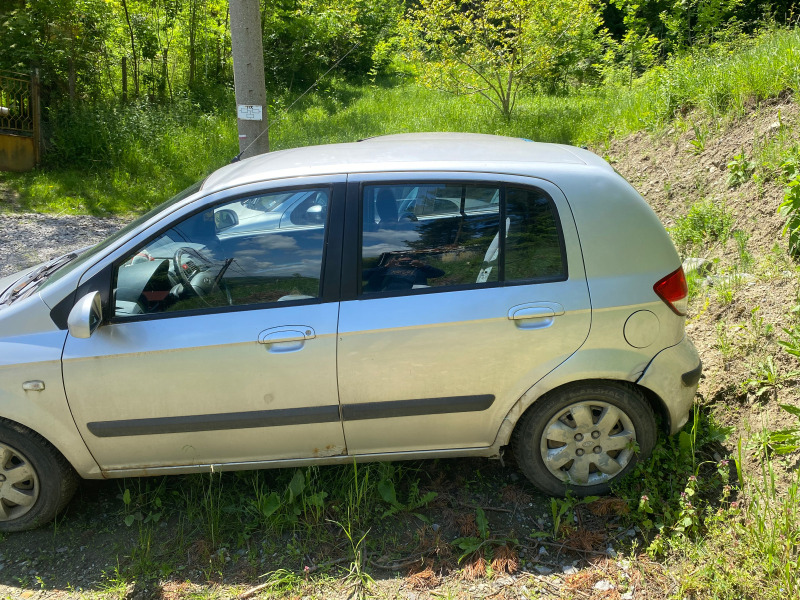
[341,394,495,421]
[87,394,496,437]
[88,405,341,438]
[682,361,703,387]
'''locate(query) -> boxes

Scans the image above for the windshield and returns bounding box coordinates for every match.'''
[38,181,204,292]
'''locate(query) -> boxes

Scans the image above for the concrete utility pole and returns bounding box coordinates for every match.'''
[229,0,269,158]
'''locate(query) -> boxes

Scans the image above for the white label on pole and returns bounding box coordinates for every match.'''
[237,105,263,121]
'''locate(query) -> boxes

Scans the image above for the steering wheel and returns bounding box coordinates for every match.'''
[173,247,207,289]
[172,247,233,305]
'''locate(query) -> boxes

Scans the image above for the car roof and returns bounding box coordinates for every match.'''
[202,133,613,194]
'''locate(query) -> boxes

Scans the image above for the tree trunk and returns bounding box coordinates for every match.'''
[122,56,128,103]
[160,49,168,102]
[121,0,139,97]
[68,55,76,103]
[229,0,269,157]
[189,0,198,87]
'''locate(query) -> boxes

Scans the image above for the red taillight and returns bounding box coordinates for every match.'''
[654,267,688,316]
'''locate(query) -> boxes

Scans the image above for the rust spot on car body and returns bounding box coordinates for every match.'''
[312,445,345,458]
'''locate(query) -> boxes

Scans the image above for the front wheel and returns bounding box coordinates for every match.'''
[512,382,656,497]
[0,420,78,532]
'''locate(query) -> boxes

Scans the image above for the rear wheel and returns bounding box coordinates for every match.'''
[0,420,78,532]
[512,382,656,497]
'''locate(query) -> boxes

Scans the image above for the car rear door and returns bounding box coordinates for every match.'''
[336,173,591,455]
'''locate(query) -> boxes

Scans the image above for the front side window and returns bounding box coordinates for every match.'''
[360,183,564,295]
[113,188,329,317]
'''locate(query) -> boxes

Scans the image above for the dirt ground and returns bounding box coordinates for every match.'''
[602,96,800,477]
[1,98,800,599]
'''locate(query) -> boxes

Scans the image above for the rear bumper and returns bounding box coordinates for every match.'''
[637,336,702,435]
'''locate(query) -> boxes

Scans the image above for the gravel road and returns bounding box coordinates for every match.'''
[0,213,126,278]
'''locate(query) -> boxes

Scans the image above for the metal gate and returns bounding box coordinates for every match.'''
[0,70,40,172]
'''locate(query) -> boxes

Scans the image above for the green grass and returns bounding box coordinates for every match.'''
[1,106,237,216]
[670,447,800,599]
[110,461,440,581]
[4,26,800,216]
[669,199,735,254]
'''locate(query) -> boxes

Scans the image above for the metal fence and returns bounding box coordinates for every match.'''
[0,70,40,171]
[0,71,35,136]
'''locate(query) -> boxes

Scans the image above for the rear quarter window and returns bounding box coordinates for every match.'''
[505,187,566,282]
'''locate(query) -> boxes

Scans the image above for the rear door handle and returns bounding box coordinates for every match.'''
[508,303,565,320]
[258,326,316,352]
[508,303,564,330]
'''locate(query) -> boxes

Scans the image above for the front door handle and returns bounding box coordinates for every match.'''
[258,326,316,352]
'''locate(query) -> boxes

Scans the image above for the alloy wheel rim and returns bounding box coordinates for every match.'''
[0,442,39,521]
[540,400,637,486]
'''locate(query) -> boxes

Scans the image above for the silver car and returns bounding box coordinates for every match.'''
[0,133,701,531]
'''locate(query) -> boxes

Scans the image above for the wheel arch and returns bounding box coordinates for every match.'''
[492,377,671,452]
[0,401,101,480]
[0,415,82,477]
[0,416,81,531]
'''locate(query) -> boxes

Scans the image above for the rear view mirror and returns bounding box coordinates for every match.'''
[67,291,103,339]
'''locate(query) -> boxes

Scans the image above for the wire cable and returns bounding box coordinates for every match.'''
[232,40,363,162]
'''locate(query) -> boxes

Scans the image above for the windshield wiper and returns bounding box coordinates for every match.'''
[0,252,78,305]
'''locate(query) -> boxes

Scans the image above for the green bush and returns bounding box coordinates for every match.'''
[670,200,735,253]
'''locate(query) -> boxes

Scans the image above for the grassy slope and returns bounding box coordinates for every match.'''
[603,98,800,598]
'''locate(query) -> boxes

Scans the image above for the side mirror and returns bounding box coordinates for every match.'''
[67,291,103,339]
[306,204,324,224]
[215,209,239,232]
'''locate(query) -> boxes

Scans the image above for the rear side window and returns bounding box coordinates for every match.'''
[505,187,565,281]
[360,183,565,295]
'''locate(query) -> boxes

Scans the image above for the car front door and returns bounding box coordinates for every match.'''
[61,180,347,472]
[336,173,591,455]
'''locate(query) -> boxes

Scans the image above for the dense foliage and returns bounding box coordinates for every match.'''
[0,0,798,166]
[0,0,402,107]
[2,0,798,109]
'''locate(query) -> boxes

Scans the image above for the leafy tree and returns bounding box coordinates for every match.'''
[403,0,603,118]
[0,0,112,105]
[659,0,744,50]
[601,0,663,85]
[261,0,403,92]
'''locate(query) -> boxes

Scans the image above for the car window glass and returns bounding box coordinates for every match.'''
[361,184,501,294]
[113,188,328,317]
[288,191,329,226]
[360,183,564,296]
[505,187,566,281]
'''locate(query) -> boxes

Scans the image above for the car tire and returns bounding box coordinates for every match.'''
[512,382,656,497]
[0,419,79,532]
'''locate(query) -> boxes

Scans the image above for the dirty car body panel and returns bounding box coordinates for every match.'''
[0,133,701,531]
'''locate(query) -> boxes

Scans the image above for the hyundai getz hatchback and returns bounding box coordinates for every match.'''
[0,133,701,531]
